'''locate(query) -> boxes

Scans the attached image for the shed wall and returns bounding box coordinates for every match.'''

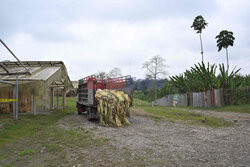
[0,91,32,113]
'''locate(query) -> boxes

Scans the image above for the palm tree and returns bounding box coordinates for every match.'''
[191,15,208,62]
[216,30,235,70]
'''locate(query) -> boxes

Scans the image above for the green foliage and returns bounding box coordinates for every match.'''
[170,62,218,93]
[19,149,36,156]
[133,98,151,107]
[216,30,235,51]
[170,74,188,93]
[133,89,155,102]
[191,15,208,33]
[217,64,241,89]
[158,80,178,97]
[216,30,235,68]
[191,62,217,90]
[170,63,241,94]
[133,79,178,102]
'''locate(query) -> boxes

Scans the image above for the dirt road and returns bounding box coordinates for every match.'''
[58,109,250,166]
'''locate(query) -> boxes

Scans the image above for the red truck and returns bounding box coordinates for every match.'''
[76,75,133,119]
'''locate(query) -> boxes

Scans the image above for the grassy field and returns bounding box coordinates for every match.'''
[0,97,109,166]
[0,97,76,147]
[133,98,233,128]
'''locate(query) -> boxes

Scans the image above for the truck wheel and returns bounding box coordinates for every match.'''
[78,108,84,115]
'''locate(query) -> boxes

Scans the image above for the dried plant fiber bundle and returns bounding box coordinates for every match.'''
[95,89,130,127]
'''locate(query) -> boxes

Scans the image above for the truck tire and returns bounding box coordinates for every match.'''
[77,107,84,115]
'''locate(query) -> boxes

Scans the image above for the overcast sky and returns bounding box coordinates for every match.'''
[0,0,249,80]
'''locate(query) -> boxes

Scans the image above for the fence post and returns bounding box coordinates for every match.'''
[31,94,36,115]
[62,88,66,107]
[221,88,224,107]
[57,89,59,109]
[51,88,54,109]
[13,85,16,118]
[15,75,18,120]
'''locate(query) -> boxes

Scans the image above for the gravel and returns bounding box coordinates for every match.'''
[58,109,250,167]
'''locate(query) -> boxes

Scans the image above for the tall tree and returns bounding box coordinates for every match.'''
[216,30,235,70]
[96,71,108,80]
[142,55,167,101]
[108,67,122,78]
[191,15,208,62]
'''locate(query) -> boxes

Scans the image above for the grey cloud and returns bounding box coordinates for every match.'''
[0,0,217,40]
[0,0,249,79]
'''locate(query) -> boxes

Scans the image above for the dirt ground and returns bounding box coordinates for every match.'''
[1,107,250,166]
[57,108,250,167]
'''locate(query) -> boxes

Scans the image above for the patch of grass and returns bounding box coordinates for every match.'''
[0,97,76,148]
[45,143,63,152]
[145,106,232,127]
[0,153,10,160]
[36,126,94,152]
[1,164,17,167]
[179,104,250,114]
[134,97,250,114]
[19,149,36,156]
[134,99,233,128]
[133,98,152,107]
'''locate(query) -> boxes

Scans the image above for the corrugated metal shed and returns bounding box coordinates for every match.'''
[0,61,73,113]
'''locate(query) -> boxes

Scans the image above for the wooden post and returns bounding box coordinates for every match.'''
[13,85,16,118]
[31,94,36,115]
[51,88,54,109]
[31,94,34,114]
[34,95,36,114]
[62,88,66,107]
[15,75,18,120]
[57,88,59,109]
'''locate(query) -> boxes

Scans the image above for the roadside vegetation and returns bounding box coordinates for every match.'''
[133,98,233,128]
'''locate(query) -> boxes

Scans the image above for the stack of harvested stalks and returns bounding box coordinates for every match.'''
[95,89,130,127]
